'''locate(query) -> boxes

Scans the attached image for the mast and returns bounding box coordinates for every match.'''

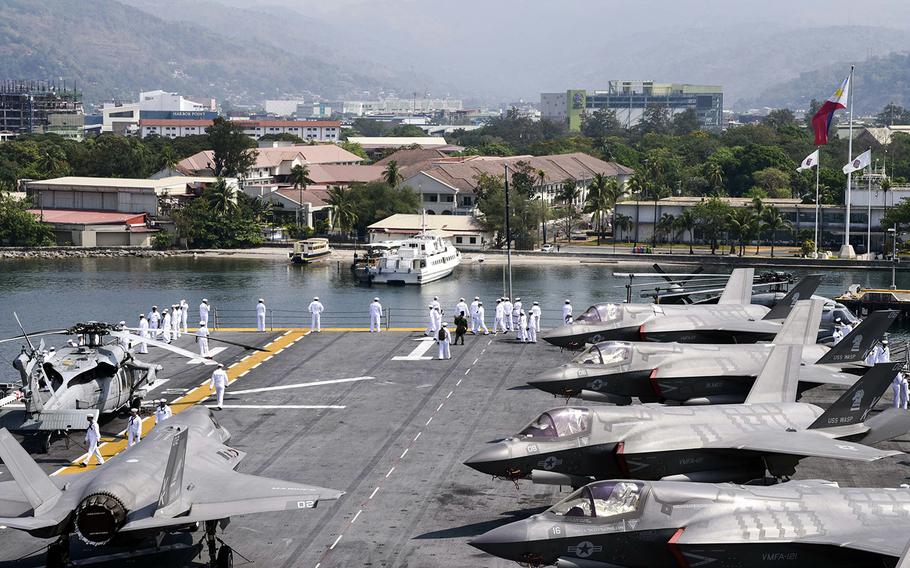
[814,149,820,257]
[844,65,855,251]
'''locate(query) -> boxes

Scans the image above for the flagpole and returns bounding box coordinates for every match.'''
[844,64,855,254]
[814,148,820,257]
[866,160,872,255]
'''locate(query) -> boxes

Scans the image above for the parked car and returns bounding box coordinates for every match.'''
[541,243,554,253]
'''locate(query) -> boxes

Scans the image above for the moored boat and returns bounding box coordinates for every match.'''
[288,238,332,264]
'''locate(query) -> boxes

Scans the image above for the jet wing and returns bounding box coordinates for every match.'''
[797,365,860,386]
[118,471,344,533]
[792,531,905,559]
[705,430,899,461]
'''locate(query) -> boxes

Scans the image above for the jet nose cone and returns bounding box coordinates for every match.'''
[470,520,532,562]
[527,367,578,395]
[464,443,514,477]
[541,325,577,348]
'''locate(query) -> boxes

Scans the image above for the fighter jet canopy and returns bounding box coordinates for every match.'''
[572,341,633,366]
[574,304,622,325]
[547,481,646,520]
[518,408,591,439]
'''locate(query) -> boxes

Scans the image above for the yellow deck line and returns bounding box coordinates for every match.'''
[211,327,425,332]
[54,330,307,475]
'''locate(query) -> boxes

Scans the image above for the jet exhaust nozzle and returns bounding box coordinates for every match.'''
[75,492,128,545]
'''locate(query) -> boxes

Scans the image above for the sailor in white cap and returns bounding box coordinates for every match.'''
[148,306,161,339]
[117,321,130,349]
[476,301,489,335]
[209,363,228,410]
[527,308,539,343]
[455,298,469,322]
[832,318,844,344]
[199,299,211,328]
[127,407,142,447]
[308,296,324,332]
[81,414,103,467]
[436,321,452,360]
[155,398,172,424]
[512,297,523,330]
[196,321,210,357]
[430,296,441,312]
[370,297,383,332]
[502,297,513,331]
[137,314,149,354]
[425,304,439,336]
[879,338,891,364]
[563,299,573,324]
[530,301,542,332]
[469,296,481,334]
[256,298,267,332]
[171,304,182,338]
[517,309,528,343]
[179,299,189,334]
[493,298,505,334]
[161,308,172,344]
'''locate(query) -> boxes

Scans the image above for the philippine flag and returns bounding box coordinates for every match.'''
[811,74,850,145]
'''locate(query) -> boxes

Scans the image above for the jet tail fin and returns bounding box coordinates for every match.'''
[808,362,903,430]
[153,427,190,519]
[718,268,754,305]
[772,299,824,346]
[761,275,821,321]
[814,310,899,366]
[0,428,60,515]
[744,344,803,404]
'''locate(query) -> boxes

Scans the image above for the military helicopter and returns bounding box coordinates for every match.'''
[0,315,264,452]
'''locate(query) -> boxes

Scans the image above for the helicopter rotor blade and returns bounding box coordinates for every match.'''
[12,312,35,352]
[0,330,70,345]
[121,328,269,352]
[111,331,219,365]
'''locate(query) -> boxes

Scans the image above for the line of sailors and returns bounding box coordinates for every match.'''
[414,296,559,344]
[133,299,215,356]
[836,317,907,410]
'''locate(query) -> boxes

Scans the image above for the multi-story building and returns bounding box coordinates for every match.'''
[0,81,83,135]
[265,99,306,117]
[101,90,216,134]
[542,81,724,132]
[139,118,341,141]
[305,97,463,118]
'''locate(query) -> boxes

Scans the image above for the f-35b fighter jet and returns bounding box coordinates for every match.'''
[465,342,908,488]
[0,407,343,567]
[470,478,910,567]
[542,269,824,349]
[530,301,897,405]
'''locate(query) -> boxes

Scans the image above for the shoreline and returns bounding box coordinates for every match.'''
[1,245,906,272]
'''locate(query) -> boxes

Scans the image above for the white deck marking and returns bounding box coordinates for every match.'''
[436,403,444,412]
[369,487,380,499]
[464,368,471,375]
[425,416,433,426]
[385,467,395,478]
[144,379,170,395]
[400,448,409,459]
[413,432,421,442]
[230,376,375,395]
[473,358,479,365]
[391,338,436,361]
[186,347,226,364]
[351,509,362,524]
[330,535,342,550]
[446,391,453,399]
[456,379,462,386]
[204,405,345,409]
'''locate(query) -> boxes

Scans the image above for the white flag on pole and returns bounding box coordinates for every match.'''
[796,149,820,172]
[842,149,871,174]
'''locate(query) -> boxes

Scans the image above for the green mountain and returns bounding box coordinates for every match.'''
[0,0,407,105]
[745,51,910,114]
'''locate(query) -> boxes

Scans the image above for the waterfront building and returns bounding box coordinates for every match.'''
[367,213,490,251]
[139,118,341,141]
[398,152,633,215]
[0,81,83,135]
[541,81,724,132]
[27,209,156,247]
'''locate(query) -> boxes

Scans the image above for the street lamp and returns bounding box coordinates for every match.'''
[888,227,897,290]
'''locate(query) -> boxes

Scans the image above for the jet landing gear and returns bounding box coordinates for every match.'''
[46,534,70,568]
[204,520,237,568]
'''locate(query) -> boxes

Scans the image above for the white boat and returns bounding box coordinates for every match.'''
[288,238,332,264]
[367,221,461,285]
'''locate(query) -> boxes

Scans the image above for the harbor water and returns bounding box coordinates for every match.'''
[0,255,907,379]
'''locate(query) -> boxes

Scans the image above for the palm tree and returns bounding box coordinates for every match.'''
[326,186,357,237]
[382,160,403,187]
[705,162,724,195]
[207,178,237,216]
[675,209,698,254]
[626,171,649,200]
[291,164,314,228]
[751,197,766,254]
[656,213,677,246]
[761,206,791,258]
[727,207,758,256]
[614,213,633,243]
[584,173,611,245]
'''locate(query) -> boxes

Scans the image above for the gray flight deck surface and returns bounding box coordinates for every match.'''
[0,329,909,567]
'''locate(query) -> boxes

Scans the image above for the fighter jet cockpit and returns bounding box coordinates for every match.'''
[517,407,591,439]
[547,481,645,521]
[572,342,633,366]
[573,304,622,325]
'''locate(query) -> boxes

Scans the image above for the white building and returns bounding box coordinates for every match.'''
[139,90,211,112]
[139,118,342,141]
[265,99,306,117]
[101,90,215,134]
[140,119,210,139]
[173,145,363,185]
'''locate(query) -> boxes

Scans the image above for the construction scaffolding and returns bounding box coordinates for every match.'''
[0,80,83,135]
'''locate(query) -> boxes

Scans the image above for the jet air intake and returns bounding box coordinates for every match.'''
[75,492,128,545]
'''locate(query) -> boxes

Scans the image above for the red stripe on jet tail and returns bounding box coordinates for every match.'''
[668,527,690,568]
[613,441,630,477]
[638,325,646,341]
[649,368,663,397]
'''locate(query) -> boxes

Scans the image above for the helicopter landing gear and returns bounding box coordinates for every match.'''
[37,431,52,454]
[46,534,70,568]
[216,546,233,568]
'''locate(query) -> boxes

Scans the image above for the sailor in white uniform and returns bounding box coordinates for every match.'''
[137,314,149,354]
[517,310,528,343]
[493,299,506,334]
[527,310,539,343]
[530,301,542,332]
[210,363,229,410]
[199,299,211,328]
[370,297,383,332]
[196,321,210,357]
[476,302,489,335]
[155,399,172,424]
[512,298,523,331]
[437,323,452,360]
[502,298,513,331]
[425,305,439,336]
[455,298,469,323]
[256,298,267,332]
[180,299,189,334]
[161,309,172,343]
[81,414,104,467]
[148,306,161,339]
[127,408,142,447]
[469,296,480,334]
[562,300,573,324]
[308,297,324,332]
[171,304,181,338]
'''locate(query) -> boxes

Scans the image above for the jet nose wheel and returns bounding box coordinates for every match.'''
[216,546,233,568]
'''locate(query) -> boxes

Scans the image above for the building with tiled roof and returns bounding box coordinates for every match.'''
[399,152,634,215]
